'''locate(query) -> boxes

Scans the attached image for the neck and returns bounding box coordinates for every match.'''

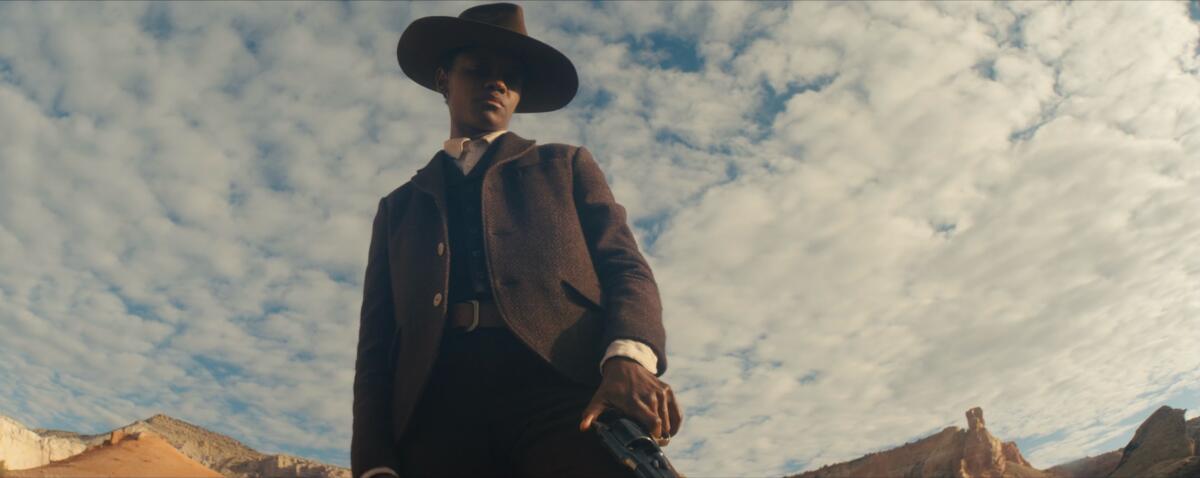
[450,122,506,139]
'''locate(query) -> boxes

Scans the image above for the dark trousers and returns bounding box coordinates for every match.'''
[396,326,636,477]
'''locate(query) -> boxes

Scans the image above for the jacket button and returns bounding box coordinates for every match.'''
[436,241,445,256]
[433,292,443,306]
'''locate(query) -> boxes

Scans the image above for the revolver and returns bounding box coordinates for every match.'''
[590,408,682,478]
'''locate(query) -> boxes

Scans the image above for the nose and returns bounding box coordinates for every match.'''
[485,77,507,94]
[483,68,508,94]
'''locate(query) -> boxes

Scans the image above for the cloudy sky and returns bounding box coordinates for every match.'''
[2,1,1199,476]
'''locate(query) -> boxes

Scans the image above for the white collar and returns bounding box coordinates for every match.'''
[442,129,508,159]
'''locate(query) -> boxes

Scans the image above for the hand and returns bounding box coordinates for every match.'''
[579,357,683,445]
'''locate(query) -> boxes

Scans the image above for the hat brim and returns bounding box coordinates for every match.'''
[397,16,578,113]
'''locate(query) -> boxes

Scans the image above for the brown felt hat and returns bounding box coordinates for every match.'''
[396,2,578,113]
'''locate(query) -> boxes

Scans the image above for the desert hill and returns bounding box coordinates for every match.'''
[0,412,349,478]
[1041,449,1124,478]
[5,429,222,477]
[791,407,1047,478]
[790,405,1200,478]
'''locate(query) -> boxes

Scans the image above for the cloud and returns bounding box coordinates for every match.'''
[1,1,1198,476]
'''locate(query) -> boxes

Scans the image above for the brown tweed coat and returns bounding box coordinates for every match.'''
[351,130,666,476]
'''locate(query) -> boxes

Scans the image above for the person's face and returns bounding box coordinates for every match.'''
[435,47,525,134]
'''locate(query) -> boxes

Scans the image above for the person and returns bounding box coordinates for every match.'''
[351,3,682,477]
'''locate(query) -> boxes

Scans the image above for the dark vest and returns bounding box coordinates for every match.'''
[442,142,501,305]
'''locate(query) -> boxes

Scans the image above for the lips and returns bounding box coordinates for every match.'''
[480,97,503,107]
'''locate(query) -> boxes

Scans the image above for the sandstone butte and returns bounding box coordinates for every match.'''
[790,405,1200,478]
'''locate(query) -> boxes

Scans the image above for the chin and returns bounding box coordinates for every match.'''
[473,115,507,129]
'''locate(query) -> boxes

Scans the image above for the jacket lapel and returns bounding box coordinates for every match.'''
[410,131,538,212]
[486,130,538,171]
[410,149,449,220]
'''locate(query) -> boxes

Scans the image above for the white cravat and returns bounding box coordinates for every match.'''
[442,129,508,175]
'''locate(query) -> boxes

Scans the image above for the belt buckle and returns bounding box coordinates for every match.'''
[465,299,480,332]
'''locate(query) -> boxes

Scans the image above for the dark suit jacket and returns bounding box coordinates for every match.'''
[351,131,667,476]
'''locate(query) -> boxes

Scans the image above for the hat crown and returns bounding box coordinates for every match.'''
[459,3,527,36]
[396,1,578,113]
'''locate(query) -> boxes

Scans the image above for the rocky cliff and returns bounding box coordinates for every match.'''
[5,429,223,477]
[1105,405,1198,478]
[1045,406,1200,478]
[788,405,1200,478]
[0,415,87,470]
[102,413,350,478]
[791,407,1047,478]
[0,412,349,478]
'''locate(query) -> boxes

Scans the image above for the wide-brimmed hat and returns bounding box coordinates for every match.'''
[396,2,578,113]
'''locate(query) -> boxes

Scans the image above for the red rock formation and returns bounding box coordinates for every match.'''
[960,406,1007,478]
[1002,441,1031,467]
[103,429,125,447]
[1,412,351,478]
[1108,406,1197,478]
[6,430,222,477]
[1043,409,1200,478]
[792,407,1047,478]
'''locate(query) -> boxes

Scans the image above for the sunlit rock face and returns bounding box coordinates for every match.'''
[5,429,223,477]
[791,407,1048,478]
[785,404,1200,478]
[0,412,351,478]
[0,415,87,471]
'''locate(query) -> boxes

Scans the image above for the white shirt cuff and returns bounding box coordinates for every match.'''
[361,466,399,478]
[600,338,659,376]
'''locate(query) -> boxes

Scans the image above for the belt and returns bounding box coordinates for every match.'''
[446,299,506,332]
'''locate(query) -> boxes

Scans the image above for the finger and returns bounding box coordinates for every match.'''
[666,387,683,436]
[579,398,607,432]
[641,393,663,438]
[657,389,671,438]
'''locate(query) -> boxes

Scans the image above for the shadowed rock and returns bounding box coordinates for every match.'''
[1107,405,1196,478]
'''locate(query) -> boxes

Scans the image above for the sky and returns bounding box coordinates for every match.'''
[1,1,1198,476]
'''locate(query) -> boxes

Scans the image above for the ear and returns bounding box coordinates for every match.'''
[434,67,449,97]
